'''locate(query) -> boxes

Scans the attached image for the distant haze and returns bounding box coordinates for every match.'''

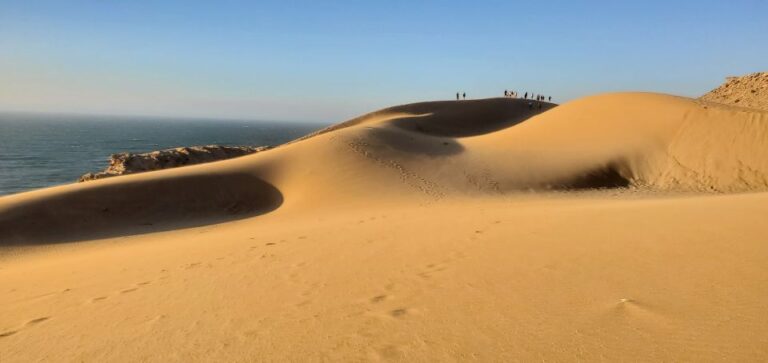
[1,0,766,122]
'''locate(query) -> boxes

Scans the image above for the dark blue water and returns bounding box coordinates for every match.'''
[0,112,328,196]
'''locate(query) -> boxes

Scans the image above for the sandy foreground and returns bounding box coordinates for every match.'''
[1,94,768,361]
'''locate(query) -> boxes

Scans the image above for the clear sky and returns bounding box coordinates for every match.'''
[1,0,766,122]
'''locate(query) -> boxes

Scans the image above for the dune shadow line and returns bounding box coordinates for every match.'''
[0,172,282,246]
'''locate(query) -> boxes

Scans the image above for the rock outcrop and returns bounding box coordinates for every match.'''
[78,145,270,182]
[700,72,768,111]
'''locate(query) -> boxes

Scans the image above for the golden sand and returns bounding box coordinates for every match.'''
[2,93,767,361]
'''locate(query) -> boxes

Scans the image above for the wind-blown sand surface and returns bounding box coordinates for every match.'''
[2,94,768,361]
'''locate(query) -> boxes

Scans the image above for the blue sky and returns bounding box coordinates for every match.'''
[1,0,766,122]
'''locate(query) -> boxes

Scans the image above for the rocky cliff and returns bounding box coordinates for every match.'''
[78,145,270,182]
[700,72,768,111]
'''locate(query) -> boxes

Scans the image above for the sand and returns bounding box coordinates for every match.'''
[1,94,768,361]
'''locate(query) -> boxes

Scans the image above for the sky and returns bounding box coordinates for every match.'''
[0,0,766,122]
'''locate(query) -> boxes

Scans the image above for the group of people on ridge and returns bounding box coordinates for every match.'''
[454,91,553,110]
[505,90,552,102]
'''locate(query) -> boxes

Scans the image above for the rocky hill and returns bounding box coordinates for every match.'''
[78,145,270,182]
[700,72,768,111]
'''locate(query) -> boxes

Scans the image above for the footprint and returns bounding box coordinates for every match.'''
[121,288,138,294]
[0,330,18,338]
[266,242,276,246]
[137,281,151,286]
[91,296,108,302]
[377,344,405,359]
[417,263,447,279]
[390,308,409,318]
[143,315,167,325]
[26,317,50,325]
[370,295,389,303]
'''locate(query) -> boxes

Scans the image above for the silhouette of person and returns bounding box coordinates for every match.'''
[456,92,460,101]
[504,90,508,97]
[462,92,466,100]
[524,92,528,99]
[548,96,552,102]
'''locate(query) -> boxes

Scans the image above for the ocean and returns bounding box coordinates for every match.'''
[0,112,328,196]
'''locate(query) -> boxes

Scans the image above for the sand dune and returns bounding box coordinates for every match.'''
[1,93,768,361]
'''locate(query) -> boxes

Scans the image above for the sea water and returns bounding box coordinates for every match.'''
[0,112,327,196]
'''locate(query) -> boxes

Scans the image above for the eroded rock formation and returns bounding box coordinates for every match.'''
[700,72,768,111]
[78,145,270,182]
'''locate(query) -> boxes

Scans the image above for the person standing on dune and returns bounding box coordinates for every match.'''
[463,92,466,100]
[548,96,552,102]
[524,92,528,99]
[456,92,460,101]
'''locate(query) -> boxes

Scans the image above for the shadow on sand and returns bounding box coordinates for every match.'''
[389,98,557,137]
[0,172,283,246]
